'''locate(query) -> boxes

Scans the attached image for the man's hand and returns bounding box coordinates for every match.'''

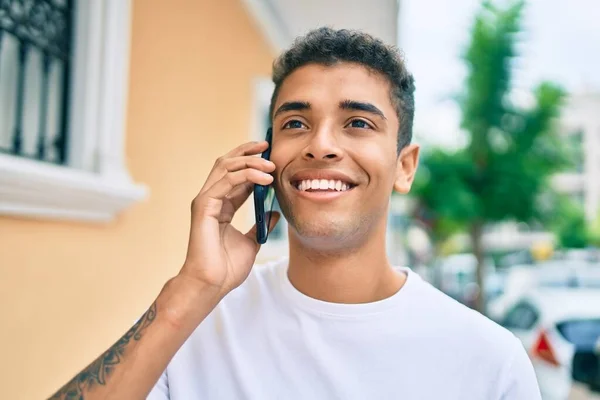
[47,141,281,400]
[179,140,280,298]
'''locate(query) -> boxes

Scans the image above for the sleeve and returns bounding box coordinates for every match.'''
[497,336,542,400]
[146,369,170,400]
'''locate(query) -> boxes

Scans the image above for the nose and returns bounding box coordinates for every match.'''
[302,125,343,161]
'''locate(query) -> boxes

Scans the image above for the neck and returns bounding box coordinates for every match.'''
[286,221,406,304]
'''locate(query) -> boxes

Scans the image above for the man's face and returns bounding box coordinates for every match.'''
[270,62,419,246]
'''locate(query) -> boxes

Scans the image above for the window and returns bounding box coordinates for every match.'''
[556,319,600,348]
[0,0,73,164]
[0,0,147,222]
[502,301,539,331]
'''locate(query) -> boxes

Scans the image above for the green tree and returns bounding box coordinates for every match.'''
[411,0,569,312]
[588,211,600,247]
[551,196,589,249]
[550,200,600,249]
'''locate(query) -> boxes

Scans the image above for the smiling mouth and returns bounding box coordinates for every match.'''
[292,179,356,192]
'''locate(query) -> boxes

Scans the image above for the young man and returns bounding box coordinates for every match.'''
[50,28,541,399]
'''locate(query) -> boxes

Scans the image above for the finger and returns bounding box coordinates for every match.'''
[245,223,258,245]
[194,169,272,220]
[244,211,281,245]
[204,168,273,203]
[224,141,269,158]
[220,156,275,174]
[200,149,272,193]
[227,181,255,211]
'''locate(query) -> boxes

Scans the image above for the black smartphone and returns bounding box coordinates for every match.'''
[253,128,275,244]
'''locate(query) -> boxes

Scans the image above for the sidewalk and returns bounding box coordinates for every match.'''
[570,384,600,400]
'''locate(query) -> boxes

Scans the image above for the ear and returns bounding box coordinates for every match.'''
[393,144,420,194]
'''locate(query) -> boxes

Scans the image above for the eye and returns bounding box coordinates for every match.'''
[346,119,373,129]
[283,120,307,130]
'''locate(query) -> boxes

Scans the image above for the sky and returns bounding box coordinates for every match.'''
[399,0,600,148]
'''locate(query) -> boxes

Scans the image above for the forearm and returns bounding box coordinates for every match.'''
[48,275,222,400]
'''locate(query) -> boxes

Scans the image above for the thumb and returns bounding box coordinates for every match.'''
[244,211,281,245]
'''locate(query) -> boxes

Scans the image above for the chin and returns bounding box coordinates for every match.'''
[295,220,345,238]
[288,215,367,249]
[277,194,374,248]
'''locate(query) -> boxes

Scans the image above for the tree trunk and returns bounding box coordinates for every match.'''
[470,221,486,313]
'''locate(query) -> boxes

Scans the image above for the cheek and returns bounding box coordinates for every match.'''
[270,136,295,164]
[270,147,294,187]
[351,146,397,184]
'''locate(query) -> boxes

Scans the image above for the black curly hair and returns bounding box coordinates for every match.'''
[269,27,415,152]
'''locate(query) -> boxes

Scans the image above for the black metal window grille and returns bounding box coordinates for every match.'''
[0,0,74,165]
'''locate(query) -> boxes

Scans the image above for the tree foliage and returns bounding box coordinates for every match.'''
[410,0,570,311]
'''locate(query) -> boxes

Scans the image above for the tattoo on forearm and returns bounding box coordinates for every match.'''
[48,302,157,400]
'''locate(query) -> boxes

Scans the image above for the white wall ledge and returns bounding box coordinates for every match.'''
[0,154,147,222]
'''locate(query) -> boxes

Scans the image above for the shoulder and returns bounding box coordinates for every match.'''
[183,259,286,345]
[405,270,540,397]
[217,258,287,309]
[404,269,525,361]
[230,258,285,296]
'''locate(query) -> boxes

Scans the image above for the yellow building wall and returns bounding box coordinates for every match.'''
[0,0,274,398]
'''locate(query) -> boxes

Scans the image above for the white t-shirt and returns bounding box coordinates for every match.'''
[147,259,541,400]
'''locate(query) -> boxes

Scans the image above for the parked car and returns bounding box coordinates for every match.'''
[595,339,600,392]
[486,264,537,319]
[497,288,600,399]
[487,261,600,320]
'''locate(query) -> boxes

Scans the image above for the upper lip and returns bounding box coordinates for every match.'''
[289,170,358,186]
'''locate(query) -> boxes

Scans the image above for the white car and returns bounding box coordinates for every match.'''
[487,261,600,320]
[497,288,600,399]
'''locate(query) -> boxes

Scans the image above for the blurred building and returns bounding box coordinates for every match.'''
[552,91,600,223]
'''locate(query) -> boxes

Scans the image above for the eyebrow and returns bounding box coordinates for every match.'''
[273,101,311,119]
[340,100,387,120]
[272,99,387,120]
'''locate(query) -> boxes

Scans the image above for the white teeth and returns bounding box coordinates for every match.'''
[295,179,353,192]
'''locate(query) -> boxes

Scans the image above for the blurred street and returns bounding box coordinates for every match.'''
[571,384,600,400]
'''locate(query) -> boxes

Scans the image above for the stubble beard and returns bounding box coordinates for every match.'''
[276,190,378,252]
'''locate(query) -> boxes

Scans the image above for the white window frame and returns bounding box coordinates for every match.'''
[0,0,147,223]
